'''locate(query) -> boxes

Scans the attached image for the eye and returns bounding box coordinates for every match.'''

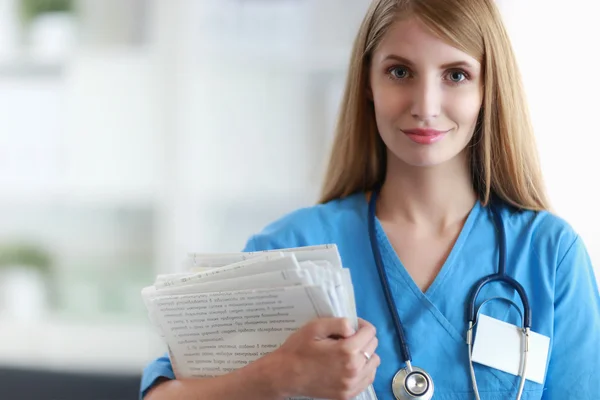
[446,70,468,83]
[389,66,410,80]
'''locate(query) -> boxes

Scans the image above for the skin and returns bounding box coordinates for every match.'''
[369,17,483,169]
[369,17,484,292]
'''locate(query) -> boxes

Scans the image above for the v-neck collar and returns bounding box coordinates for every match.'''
[360,194,484,342]
[372,198,483,298]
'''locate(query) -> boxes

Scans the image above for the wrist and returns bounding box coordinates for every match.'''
[245,350,290,400]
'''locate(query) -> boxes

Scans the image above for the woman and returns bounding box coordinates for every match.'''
[141,0,600,399]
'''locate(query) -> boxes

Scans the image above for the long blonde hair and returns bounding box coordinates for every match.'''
[318,0,549,211]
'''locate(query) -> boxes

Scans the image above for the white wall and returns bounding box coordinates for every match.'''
[153,0,371,270]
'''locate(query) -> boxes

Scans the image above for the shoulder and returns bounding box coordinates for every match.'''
[244,192,367,252]
[498,202,581,267]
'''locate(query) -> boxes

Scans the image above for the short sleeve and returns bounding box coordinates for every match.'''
[139,353,175,399]
[543,236,600,399]
[242,232,290,253]
[242,235,259,252]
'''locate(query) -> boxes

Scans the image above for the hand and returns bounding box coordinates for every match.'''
[269,317,380,400]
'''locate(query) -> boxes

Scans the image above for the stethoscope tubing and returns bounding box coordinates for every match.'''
[367,188,532,363]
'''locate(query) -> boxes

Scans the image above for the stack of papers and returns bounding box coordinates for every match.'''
[142,244,377,400]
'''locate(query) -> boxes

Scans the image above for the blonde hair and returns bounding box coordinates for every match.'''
[318,0,549,211]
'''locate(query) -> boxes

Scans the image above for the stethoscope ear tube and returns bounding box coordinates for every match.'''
[466,203,532,329]
[466,274,532,328]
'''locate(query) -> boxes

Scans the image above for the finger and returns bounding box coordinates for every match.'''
[365,352,381,372]
[348,375,375,399]
[361,336,379,365]
[357,318,373,330]
[348,355,379,398]
[309,317,355,340]
[342,320,377,350]
[361,353,380,383]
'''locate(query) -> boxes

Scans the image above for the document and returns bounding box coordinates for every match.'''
[142,245,376,400]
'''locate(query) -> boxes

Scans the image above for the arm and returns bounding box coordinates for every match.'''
[141,233,380,399]
[144,352,287,400]
[543,236,600,399]
[140,318,379,400]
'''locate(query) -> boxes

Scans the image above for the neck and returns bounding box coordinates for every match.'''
[377,152,477,231]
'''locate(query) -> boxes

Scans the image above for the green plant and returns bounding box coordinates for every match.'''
[0,242,53,274]
[20,0,74,24]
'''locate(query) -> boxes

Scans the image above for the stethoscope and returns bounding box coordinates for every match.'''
[367,188,532,400]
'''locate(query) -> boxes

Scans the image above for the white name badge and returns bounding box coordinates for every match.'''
[471,314,550,384]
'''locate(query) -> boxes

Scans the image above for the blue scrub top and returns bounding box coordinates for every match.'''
[140,192,600,400]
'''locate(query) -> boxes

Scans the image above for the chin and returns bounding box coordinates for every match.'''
[402,158,447,168]
[393,149,455,168]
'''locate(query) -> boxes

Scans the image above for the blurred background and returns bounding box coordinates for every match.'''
[0,0,597,399]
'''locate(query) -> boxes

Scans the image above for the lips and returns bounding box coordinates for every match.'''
[401,128,450,145]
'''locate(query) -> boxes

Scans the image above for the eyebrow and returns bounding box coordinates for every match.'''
[381,54,476,70]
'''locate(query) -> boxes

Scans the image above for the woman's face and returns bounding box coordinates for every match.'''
[369,17,483,168]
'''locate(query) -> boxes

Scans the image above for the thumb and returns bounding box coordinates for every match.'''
[309,317,355,340]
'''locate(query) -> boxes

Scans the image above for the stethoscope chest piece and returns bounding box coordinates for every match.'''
[392,366,434,400]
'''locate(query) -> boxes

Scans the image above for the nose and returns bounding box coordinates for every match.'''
[410,77,441,122]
